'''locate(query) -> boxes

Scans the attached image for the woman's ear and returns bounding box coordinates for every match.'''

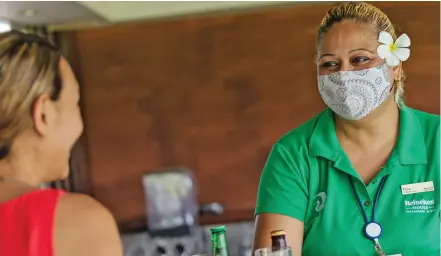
[32,93,57,137]
[392,63,402,82]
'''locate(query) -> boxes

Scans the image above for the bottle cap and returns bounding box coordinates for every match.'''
[211,225,226,233]
[270,230,286,237]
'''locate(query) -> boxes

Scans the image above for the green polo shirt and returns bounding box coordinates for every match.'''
[255,106,440,256]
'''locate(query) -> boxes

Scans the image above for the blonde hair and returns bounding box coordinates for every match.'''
[0,32,62,159]
[317,1,405,104]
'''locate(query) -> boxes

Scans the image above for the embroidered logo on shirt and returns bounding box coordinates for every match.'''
[313,192,327,212]
[404,199,436,213]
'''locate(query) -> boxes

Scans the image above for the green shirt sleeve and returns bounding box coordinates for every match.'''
[255,142,308,222]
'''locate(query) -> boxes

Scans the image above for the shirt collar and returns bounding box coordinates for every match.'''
[309,106,427,165]
[309,108,340,161]
[396,105,427,165]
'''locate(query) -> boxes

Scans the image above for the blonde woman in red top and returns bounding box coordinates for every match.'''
[0,32,122,256]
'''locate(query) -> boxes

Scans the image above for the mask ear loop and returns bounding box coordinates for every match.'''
[390,64,402,93]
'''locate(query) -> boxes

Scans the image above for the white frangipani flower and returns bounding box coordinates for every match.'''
[377,31,411,67]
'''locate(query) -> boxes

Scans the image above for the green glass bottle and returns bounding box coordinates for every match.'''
[211,225,229,256]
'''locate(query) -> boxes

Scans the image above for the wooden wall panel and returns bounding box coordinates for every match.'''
[72,2,440,229]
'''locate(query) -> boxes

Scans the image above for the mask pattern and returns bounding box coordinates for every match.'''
[318,64,392,120]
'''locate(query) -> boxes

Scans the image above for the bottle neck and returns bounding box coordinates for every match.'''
[271,235,287,250]
[212,232,229,256]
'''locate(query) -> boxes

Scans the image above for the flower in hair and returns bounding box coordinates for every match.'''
[377,31,411,67]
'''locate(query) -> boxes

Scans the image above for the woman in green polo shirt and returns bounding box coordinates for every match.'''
[253,2,440,256]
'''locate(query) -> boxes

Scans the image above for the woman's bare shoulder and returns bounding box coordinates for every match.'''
[57,193,110,215]
[54,193,122,256]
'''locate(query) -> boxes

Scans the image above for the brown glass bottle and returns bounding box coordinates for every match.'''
[270,230,287,251]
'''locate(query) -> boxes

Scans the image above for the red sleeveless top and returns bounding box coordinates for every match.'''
[0,188,66,256]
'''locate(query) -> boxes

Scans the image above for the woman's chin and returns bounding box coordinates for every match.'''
[58,167,70,180]
[46,166,70,184]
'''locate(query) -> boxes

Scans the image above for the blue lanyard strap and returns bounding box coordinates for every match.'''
[348,175,389,223]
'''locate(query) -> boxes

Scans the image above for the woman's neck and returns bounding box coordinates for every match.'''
[0,154,44,187]
[335,99,400,151]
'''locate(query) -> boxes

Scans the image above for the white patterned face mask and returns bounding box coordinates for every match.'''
[317,63,392,120]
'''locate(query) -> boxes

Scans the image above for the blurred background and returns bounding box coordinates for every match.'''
[0,1,439,256]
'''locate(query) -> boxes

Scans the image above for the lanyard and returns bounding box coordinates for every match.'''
[348,175,389,256]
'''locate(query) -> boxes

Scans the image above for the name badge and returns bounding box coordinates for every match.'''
[401,181,434,195]
[387,254,402,256]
